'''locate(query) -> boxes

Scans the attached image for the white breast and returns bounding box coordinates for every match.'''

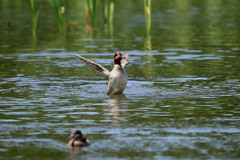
[107,65,127,95]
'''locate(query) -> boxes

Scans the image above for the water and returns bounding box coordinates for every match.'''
[1,1,240,159]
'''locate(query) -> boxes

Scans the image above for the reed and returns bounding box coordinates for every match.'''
[86,0,98,27]
[85,0,114,28]
[144,0,151,33]
[102,0,109,24]
[49,0,67,31]
[109,2,114,25]
[145,33,152,50]
[102,0,114,25]
[28,0,37,36]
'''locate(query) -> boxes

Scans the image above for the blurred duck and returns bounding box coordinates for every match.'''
[67,130,90,147]
[75,51,129,95]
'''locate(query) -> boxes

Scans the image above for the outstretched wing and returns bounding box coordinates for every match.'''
[121,53,129,68]
[75,53,110,77]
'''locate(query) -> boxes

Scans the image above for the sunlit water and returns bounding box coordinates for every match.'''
[1,1,240,160]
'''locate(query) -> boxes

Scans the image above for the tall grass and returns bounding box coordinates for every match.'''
[144,0,151,33]
[25,1,149,35]
[109,2,114,25]
[28,0,39,36]
[102,0,114,25]
[144,0,152,50]
[145,33,152,50]
[86,0,98,27]
[49,0,67,31]
[85,0,114,27]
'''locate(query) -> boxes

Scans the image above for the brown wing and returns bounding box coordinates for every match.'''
[75,53,110,77]
[121,53,129,68]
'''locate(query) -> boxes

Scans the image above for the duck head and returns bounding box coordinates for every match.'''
[114,51,123,65]
[68,130,83,140]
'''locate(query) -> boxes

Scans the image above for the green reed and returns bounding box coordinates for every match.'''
[109,2,114,25]
[28,0,37,36]
[102,0,114,25]
[144,0,151,33]
[86,0,98,27]
[86,0,114,27]
[49,0,67,31]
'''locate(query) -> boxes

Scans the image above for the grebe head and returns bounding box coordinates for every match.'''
[68,130,83,139]
[114,51,123,65]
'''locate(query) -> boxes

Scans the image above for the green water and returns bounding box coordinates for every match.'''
[0,1,240,159]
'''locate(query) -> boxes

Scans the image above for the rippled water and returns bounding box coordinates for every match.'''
[1,1,240,160]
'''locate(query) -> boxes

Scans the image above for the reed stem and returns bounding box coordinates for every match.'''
[28,0,37,36]
[144,0,151,33]
[49,0,67,31]
[109,2,114,25]
[86,0,98,27]
[102,0,109,23]
[102,0,114,25]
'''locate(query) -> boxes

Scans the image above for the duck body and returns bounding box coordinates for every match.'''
[107,64,127,95]
[67,130,90,147]
[75,51,129,95]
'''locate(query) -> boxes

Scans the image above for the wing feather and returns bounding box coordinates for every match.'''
[121,53,129,68]
[75,54,110,77]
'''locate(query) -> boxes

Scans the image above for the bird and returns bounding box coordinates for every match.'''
[67,130,90,147]
[75,51,129,95]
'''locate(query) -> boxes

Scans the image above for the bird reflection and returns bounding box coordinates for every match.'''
[69,146,83,157]
[108,94,127,126]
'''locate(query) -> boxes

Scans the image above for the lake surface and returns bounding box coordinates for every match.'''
[0,1,240,159]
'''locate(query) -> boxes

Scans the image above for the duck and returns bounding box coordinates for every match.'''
[75,51,129,95]
[67,130,90,147]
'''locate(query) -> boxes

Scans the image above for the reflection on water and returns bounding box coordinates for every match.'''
[107,94,127,126]
[69,146,82,157]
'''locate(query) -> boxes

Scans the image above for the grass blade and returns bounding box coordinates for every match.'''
[28,0,37,36]
[144,0,151,33]
[49,0,66,31]
[86,0,98,27]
